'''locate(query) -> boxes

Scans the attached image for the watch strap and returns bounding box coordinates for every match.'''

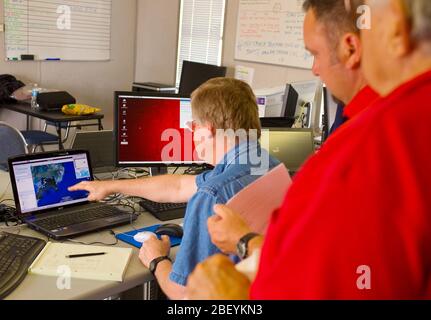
[149,256,172,275]
[237,232,259,259]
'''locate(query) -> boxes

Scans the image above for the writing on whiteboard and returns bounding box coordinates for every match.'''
[4,0,111,61]
[235,0,313,69]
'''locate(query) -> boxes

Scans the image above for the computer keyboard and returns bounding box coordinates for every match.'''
[0,232,46,299]
[35,205,125,231]
[139,199,187,221]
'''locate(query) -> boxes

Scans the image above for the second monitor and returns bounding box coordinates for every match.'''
[115,92,205,170]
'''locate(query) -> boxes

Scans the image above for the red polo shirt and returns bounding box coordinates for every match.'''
[251,70,431,300]
[343,85,379,120]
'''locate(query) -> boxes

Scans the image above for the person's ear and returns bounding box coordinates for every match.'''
[340,32,362,69]
[387,0,412,57]
[204,122,215,138]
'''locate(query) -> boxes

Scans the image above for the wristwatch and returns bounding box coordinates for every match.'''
[149,256,172,275]
[237,233,260,259]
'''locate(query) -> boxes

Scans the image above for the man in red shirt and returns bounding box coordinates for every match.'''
[195,0,379,268]
[186,0,431,300]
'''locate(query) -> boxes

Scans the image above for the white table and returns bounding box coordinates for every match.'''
[0,170,181,300]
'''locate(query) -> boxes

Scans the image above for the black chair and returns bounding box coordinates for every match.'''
[21,121,71,153]
[0,121,28,171]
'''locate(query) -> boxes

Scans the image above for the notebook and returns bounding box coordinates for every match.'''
[28,242,132,282]
[116,225,182,249]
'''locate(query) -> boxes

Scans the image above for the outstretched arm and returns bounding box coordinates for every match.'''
[68,174,197,203]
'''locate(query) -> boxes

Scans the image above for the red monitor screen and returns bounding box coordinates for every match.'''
[116,94,204,166]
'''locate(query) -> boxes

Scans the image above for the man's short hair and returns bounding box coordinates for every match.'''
[191,78,261,139]
[303,0,358,49]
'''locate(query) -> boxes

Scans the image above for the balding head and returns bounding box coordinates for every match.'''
[359,0,431,95]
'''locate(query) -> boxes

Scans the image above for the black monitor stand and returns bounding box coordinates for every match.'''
[149,166,168,176]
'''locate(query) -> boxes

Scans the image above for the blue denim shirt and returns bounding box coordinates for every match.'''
[170,141,280,286]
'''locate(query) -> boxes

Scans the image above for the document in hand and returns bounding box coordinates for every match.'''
[226,164,292,234]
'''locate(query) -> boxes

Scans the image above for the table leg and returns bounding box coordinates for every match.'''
[56,124,64,150]
[26,115,30,130]
[98,119,104,131]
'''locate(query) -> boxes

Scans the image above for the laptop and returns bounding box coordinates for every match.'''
[8,150,136,240]
[71,130,116,174]
[265,128,316,174]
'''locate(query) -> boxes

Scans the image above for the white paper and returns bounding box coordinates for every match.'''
[226,164,292,234]
[235,65,255,86]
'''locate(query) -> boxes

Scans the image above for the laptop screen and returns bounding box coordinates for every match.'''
[11,152,91,214]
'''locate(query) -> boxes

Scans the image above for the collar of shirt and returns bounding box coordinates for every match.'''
[343,85,380,120]
[214,140,259,173]
[379,69,431,105]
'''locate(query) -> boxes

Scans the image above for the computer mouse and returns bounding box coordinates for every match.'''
[133,231,157,243]
[155,224,184,238]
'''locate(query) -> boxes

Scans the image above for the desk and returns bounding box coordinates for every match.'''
[0,170,181,300]
[1,102,104,150]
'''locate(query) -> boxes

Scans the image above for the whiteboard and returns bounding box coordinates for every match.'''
[235,0,313,69]
[4,0,111,61]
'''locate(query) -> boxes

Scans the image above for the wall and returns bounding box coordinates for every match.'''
[134,0,316,90]
[0,0,138,130]
[134,0,180,85]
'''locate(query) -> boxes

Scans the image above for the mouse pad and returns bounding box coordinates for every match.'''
[116,225,182,249]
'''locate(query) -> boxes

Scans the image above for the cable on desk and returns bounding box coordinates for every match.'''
[65,230,119,246]
[0,202,23,227]
[172,166,180,175]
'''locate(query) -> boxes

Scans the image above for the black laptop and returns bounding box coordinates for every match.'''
[8,150,136,240]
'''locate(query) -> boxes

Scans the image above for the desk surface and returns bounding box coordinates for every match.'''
[0,170,180,300]
[1,102,104,123]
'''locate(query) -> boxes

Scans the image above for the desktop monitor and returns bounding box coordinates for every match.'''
[71,130,115,173]
[178,60,227,97]
[260,83,299,128]
[281,84,299,119]
[114,92,205,169]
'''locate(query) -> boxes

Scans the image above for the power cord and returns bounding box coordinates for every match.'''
[65,230,119,246]
[0,202,22,226]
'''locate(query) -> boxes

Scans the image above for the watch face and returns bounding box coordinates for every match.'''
[237,241,247,259]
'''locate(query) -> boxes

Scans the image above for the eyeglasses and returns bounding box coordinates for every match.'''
[185,120,199,132]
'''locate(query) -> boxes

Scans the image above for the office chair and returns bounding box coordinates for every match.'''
[178,60,227,97]
[0,121,28,171]
[21,121,71,153]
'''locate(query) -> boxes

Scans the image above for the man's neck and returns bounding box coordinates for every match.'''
[212,138,238,166]
[344,74,368,105]
[379,53,431,96]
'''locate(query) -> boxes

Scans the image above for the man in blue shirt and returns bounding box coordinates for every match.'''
[70,78,279,299]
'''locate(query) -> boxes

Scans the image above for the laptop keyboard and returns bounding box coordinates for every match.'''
[34,205,125,231]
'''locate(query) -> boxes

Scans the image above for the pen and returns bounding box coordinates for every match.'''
[66,252,106,259]
[45,58,61,61]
